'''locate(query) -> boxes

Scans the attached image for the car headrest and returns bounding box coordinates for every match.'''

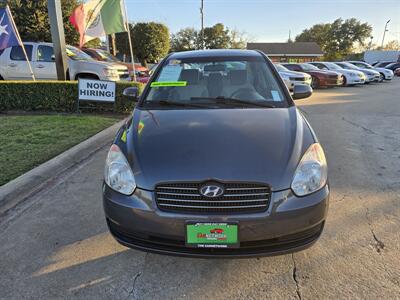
[204,64,227,72]
[229,70,247,85]
[179,69,200,85]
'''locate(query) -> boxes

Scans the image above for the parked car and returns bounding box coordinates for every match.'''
[335,62,380,83]
[385,62,400,72]
[308,62,365,86]
[347,61,394,81]
[274,64,312,91]
[82,48,149,82]
[0,42,129,81]
[372,61,395,67]
[103,49,328,258]
[282,63,343,88]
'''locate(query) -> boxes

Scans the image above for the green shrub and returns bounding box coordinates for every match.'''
[0,81,144,113]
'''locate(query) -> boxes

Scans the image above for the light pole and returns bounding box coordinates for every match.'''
[200,0,204,49]
[381,19,390,48]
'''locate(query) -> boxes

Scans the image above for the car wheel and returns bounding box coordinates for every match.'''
[311,76,320,88]
[343,76,347,86]
[0,74,4,80]
[379,73,384,82]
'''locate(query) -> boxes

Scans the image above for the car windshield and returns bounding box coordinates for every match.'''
[351,62,372,69]
[66,46,93,61]
[142,57,288,108]
[301,63,319,71]
[324,62,343,70]
[338,62,359,70]
[95,49,120,62]
[274,64,288,72]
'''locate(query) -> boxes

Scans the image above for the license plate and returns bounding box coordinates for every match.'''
[186,222,239,248]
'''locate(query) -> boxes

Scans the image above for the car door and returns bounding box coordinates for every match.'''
[33,45,57,80]
[5,44,34,80]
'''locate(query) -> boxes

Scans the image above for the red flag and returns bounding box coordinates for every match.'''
[69,4,85,47]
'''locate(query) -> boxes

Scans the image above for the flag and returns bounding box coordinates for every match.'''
[0,6,20,51]
[70,0,127,47]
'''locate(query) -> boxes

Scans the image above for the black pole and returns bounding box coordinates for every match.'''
[47,0,67,80]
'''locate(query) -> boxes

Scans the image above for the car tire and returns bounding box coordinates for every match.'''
[343,76,347,86]
[311,76,320,89]
[379,73,385,82]
[0,74,4,80]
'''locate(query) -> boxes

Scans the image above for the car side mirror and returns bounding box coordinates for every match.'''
[123,87,139,99]
[292,84,313,100]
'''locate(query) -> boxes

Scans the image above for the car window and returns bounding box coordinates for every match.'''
[143,57,288,107]
[37,45,54,62]
[301,63,319,71]
[10,45,33,61]
[284,64,301,71]
[66,46,93,61]
[310,63,324,69]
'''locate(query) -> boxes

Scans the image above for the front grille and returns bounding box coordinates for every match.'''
[155,182,271,213]
[290,77,305,81]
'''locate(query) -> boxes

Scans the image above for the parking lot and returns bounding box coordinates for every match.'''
[1,78,400,299]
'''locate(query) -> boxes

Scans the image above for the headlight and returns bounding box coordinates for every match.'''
[291,143,328,197]
[103,68,119,77]
[280,73,290,80]
[104,144,136,195]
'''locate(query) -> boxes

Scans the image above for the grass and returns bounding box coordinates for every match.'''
[0,115,120,186]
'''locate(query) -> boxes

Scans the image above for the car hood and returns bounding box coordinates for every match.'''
[279,70,308,77]
[374,67,393,74]
[307,70,339,77]
[124,106,315,191]
[333,68,362,76]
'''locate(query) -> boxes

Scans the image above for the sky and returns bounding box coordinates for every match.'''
[124,0,400,46]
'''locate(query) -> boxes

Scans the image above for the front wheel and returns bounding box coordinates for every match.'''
[311,76,320,88]
[379,73,385,82]
[343,76,347,86]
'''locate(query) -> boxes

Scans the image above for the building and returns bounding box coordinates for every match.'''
[246,42,324,63]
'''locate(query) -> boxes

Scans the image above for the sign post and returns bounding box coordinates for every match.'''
[47,0,67,80]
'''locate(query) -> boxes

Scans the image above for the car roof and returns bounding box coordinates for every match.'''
[168,49,263,60]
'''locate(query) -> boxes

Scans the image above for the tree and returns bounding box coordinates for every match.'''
[170,27,199,52]
[375,40,400,51]
[203,23,231,49]
[115,22,170,66]
[8,0,81,46]
[296,18,372,60]
[229,29,249,49]
[132,22,170,66]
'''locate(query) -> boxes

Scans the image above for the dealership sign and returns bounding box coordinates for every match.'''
[78,79,116,102]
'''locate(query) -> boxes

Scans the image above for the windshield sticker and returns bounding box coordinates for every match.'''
[271,90,281,101]
[138,121,145,135]
[157,65,182,81]
[120,130,127,142]
[150,81,187,87]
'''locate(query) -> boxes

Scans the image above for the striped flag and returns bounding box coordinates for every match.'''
[70,0,128,47]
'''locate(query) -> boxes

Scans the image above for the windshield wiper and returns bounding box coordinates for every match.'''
[143,100,209,108]
[191,96,276,108]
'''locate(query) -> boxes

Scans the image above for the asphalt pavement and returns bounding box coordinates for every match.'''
[1,78,399,299]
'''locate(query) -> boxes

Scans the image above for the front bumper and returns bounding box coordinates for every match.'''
[103,184,329,258]
[320,77,343,87]
[347,76,365,85]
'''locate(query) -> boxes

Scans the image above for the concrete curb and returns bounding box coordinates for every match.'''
[0,119,125,215]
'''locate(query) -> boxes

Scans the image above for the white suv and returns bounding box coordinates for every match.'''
[0,42,129,81]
